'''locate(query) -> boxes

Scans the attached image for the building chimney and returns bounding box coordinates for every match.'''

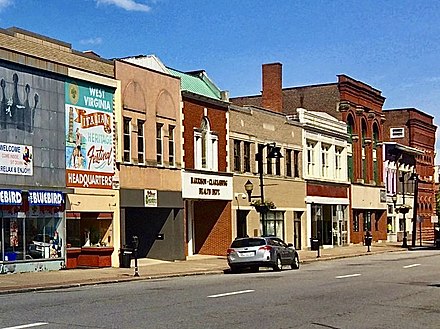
[262,62,283,112]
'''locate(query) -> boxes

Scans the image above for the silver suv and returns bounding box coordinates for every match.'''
[227,236,300,273]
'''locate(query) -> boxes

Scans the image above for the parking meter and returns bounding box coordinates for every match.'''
[365,231,372,252]
[132,235,140,277]
[132,235,139,251]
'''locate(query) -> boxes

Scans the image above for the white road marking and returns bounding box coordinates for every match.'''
[2,323,48,329]
[403,263,421,269]
[208,289,255,298]
[335,273,361,279]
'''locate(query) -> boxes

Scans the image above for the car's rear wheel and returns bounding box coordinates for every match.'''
[229,265,241,274]
[291,254,300,270]
[273,255,282,271]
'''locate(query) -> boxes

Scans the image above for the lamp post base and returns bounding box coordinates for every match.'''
[402,236,408,248]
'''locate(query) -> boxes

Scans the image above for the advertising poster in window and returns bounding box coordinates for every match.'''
[65,79,114,189]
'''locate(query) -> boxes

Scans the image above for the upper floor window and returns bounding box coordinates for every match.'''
[243,142,251,173]
[285,149,292,177]
[335,147,343,179]
[390,128,404,139]
[194,117,218,171]
[267,153,273,175]
[156,123,163,166]
[293,150,300,178]
[233,140,241,172]
[306,141,316,176]
[123,117,131,163]
[321,143,330,177]
[275,156,281,176]
[137,120,145,164]
[168,125,175,167]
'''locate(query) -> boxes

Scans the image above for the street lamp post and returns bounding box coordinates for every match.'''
[244,143,283,236]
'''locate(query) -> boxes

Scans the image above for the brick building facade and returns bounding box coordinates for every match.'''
[383,108,437,242]
[169,68,233,256]
[232,63,388,244]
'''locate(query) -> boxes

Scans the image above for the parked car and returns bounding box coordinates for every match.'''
[227,236,300,273]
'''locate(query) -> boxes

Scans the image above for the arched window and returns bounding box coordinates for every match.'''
[194,116,218,170]
[347,115,355,182]
[361,120,368,181]
[373,124,380,185]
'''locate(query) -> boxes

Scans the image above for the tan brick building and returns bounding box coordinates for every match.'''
[115,56,184,261]
[230,104,306,249]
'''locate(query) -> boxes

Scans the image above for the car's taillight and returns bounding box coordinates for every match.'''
[258,245,272,251]
[227,248,235,255]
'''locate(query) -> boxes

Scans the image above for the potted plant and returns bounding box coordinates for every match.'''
[251,200,276,213]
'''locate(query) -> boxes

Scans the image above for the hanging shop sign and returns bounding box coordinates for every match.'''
[182,171,233,200]
[28,190,64,206]
[0,189,22,205]
[0,142,33,176]
[144,189,158,207]
[65,79,115,189]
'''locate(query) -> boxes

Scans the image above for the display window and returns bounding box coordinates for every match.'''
[1,207,64,262]
[66,212,113,248]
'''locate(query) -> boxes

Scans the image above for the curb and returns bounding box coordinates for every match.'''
[0,248,407,295]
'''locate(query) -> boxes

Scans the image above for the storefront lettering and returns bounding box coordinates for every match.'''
[0,190,22,205]
[191,177,228,187]
[67,172,113,188]
[191,177,206,185]
[199,188,221,196]
[29,191,63,206]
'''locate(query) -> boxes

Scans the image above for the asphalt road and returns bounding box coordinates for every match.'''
[1,250,439,329]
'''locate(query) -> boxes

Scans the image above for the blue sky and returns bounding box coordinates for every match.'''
[1,0,440,161]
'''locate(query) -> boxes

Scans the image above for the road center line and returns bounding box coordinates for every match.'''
[403,264,421,269]
[335,274,361,279]
[208,289,255,298]
[2,323,48,329]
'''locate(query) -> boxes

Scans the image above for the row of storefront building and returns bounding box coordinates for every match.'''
[0,27,437,274]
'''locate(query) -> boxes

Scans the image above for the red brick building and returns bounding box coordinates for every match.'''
[383,108,437,242]
[169,68,233,256]
[232,63,388,244]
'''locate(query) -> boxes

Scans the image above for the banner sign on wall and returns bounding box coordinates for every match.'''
[65,79,115,189]
[0,189,22,205]
[28,190,64,206]
[182,172,233,200]
[0,142,33,176]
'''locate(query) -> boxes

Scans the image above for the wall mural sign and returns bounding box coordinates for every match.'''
[65,79,114,189]
[0,73,39,133]
[0,142,33,175]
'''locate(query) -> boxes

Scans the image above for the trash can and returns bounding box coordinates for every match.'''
[310,238,320,251]
[119,247,132,268]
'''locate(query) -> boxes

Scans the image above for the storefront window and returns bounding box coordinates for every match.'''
[67,213,113,248]
[261,211,284,239]
[1,208,63,262]
[26,212,63,259]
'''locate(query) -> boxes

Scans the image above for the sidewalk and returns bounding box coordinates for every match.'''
[0,242,407,295]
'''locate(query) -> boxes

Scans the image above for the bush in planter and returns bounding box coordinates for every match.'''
[251,200,276,213]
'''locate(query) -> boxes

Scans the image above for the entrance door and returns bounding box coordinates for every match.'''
[294,219,301,250]
[236,210,249,238]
